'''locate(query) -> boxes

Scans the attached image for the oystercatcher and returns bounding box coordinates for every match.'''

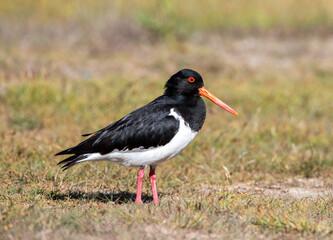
[56,69,238,204]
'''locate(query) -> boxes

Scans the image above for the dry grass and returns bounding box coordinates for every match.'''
[1,1,333,239]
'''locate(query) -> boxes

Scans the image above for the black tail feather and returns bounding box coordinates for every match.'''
[82,132,93,137]
[57,154,79,165]
[55,148,74,156]
[57,154,88,171]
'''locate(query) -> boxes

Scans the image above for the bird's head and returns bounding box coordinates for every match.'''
[164,69,238,116]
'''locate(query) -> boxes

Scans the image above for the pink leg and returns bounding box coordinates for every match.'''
[149,166,159,204]
[135,168,144,204]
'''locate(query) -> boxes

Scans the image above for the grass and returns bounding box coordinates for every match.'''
[1,1,333,239]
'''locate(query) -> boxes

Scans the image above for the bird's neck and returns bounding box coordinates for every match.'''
[165,92,200,105]
[165,94,206,132]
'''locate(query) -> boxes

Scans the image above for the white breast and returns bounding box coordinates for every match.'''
[78,108,198,167]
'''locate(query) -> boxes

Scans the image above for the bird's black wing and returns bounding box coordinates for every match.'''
[56,96,180,156]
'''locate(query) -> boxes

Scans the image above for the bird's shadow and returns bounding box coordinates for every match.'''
[47,190,153,205]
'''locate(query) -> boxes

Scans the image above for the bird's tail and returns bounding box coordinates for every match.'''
[57,154,88,170]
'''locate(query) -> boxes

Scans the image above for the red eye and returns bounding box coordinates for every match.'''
[188,77,195,83]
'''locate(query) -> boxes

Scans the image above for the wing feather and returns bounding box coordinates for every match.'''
[56,96,179,156]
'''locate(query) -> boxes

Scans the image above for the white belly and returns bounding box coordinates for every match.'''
[78,109,198,167]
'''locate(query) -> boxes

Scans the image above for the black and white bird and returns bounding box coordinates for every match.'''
[56,69,238,204]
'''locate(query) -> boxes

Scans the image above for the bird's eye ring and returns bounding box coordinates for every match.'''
[188,77,195,83]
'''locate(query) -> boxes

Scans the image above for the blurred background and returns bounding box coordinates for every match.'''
[0,1,333,238]
[1,0,332,176]
[1,0,333,80]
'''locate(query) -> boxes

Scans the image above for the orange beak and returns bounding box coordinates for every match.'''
[199,87,238,116]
